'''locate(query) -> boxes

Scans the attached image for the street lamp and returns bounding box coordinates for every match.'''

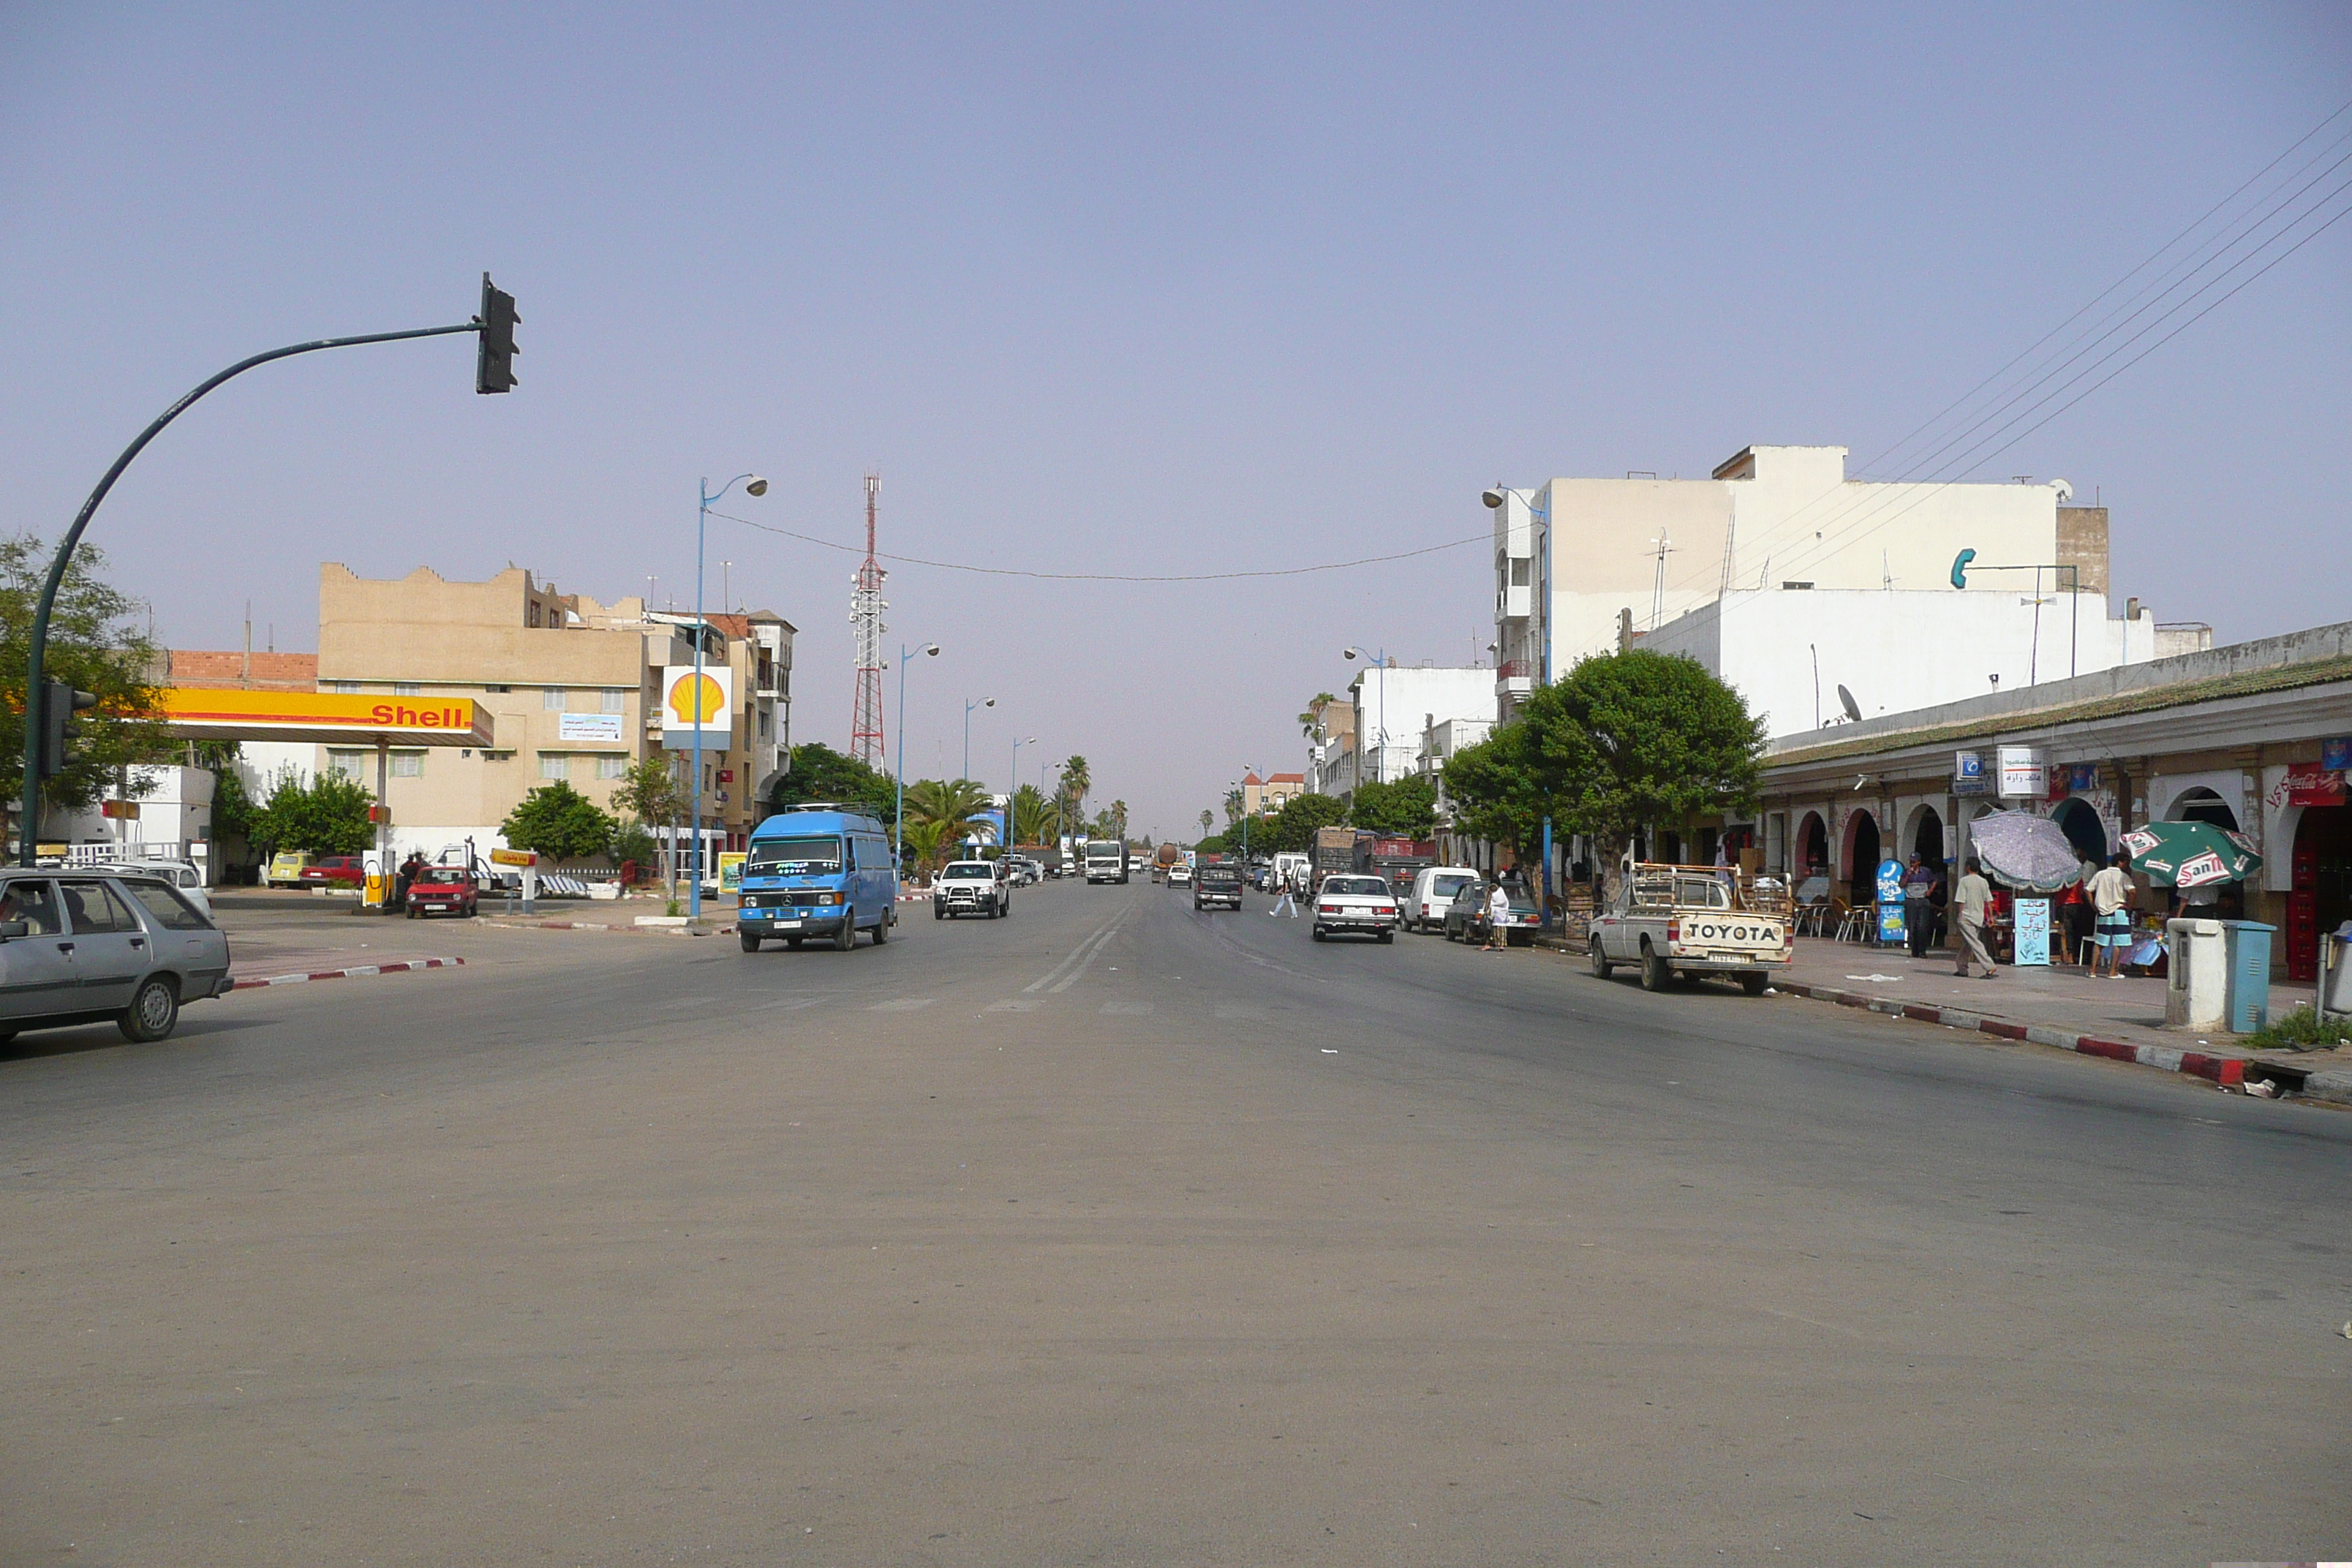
[1483,484,1556,922]
[690,472,766,919]
[963,697,994,783]
[1341,647,1389,785]
[1010,736,1037,853]
[893,641,942,869]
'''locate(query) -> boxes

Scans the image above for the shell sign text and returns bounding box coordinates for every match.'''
[159,688,494,746]
[661,665,733,750]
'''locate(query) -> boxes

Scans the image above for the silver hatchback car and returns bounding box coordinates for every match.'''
[0,869,234,1044]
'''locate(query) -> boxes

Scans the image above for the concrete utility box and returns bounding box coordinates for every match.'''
[2165,918,2227,1031]
[2321,922,2352,1024]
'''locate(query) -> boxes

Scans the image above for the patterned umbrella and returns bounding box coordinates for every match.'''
[1967,810,2089,893]
[2119,821,2261,888]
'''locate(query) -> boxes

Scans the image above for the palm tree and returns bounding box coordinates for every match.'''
[1058,755,1090,827]
[1199,808,1213,839]
[903,777,994,876]
[1109,799,1128,840]
[1300,693,1338,740]
[1011,783,1052,848]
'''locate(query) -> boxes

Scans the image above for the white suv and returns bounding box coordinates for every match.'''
[934,860,1009,919]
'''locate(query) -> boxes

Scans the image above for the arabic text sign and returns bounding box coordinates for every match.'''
[1996,745,2045,798]
[557,712,625,744]
[2013,897,2051,966]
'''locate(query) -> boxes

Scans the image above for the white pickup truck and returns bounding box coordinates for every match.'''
[1588,863,1792,995]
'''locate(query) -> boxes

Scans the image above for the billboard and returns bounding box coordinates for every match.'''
[660,666,734,750]
[1996,745,2045,798]
[557,712,625,744]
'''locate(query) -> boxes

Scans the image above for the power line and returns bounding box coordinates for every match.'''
[709,509,1488,581]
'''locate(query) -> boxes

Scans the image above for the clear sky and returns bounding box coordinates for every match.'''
[4,3,2346,842]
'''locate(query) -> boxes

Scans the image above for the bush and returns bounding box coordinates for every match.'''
[502,780,616,862]
[2244,1006,2351,1053]
[252,769,375,856]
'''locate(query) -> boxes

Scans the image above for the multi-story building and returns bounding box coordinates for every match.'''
[1486,444,2108,720]
[1348,664,1495,794]
[310,564,794,859]
[1240,772,1305,817]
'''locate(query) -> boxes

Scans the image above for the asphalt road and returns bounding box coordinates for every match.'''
[2,878,2346,1564]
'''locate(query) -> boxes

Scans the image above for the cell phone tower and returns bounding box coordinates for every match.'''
[848,472,888,766]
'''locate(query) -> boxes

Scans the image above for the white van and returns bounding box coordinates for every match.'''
[1403,864,1484,933]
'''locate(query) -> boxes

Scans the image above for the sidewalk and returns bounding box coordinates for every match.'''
[1769,936,2350,1104]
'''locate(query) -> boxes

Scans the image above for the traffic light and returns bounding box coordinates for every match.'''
[37,681,97,779]
[475,272,519,393]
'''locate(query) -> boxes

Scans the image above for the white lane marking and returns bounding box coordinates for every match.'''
[1025,922,1112,993]
[1099,1000,1153,1016]
[986,999,1039,1013]
[870,998,935,1012]
[757,997,826,1012]
[1048,925,1123,994]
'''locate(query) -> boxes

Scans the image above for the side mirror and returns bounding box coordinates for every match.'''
[0,919,26,940]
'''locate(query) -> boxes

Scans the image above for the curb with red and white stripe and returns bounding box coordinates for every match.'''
[232,957,467,990]
[1771,978,2352,1103]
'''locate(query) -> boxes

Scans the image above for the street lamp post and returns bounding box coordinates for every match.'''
[893,641,942,870]
[1010,736,1037,853]
[963,697,994,783]
[688,473,767,919]
[1341,647,1390,785]
[1482,486,1556,922]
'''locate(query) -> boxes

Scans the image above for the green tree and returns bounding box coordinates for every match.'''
[1108,799,1128,839]
[0,535,173,840]
[502,780,617,862]
[903,777,993,873]
[1198,808,1213,839]
[1260,791,1349,853]
[252,768,376,856]
[766,741,894,820]
[612,819,659,878]
[1058,754,1090,825]
[1300,692,1339,741]
[1526,649,1765,892]
[1441,723,1550,861]
[1011,783,1053,846]
[1349,776,1439,837]
[606,753,686,894]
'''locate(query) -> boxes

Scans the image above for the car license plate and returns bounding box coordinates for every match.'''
[777,919,802,929]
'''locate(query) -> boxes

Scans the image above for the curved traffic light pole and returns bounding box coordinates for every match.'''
[18,317,485,864]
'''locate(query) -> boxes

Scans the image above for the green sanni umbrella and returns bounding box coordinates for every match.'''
[2119,821,2261,889]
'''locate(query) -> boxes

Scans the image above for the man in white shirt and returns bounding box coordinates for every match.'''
[1483,881,1513,951]
[2086,852,2134,979]
[1952,856,1997,979]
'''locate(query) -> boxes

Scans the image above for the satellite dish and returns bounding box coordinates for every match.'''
[1837,684,1863,723]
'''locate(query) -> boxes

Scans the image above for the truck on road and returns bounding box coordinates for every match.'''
[1587,862,1792,995]
[1311,826,1367,890]
[1084,839,1131,884]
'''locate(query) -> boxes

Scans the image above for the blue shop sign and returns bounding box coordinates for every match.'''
[2323,736,2352,772]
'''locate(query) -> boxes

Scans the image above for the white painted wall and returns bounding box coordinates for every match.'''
[1645,588,2155,740]
[1351,666,1495,786]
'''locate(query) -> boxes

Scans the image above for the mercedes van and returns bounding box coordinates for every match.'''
[736,804,899,952]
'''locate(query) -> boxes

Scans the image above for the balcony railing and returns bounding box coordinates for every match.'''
[1496,659,1533,682]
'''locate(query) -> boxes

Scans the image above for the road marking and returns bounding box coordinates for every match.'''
[1048,925,1123,994]
[986,999,1039,1013]
[1025,922,1111,993]
[870,998,935,1012]
[1099,1000,1153,1016]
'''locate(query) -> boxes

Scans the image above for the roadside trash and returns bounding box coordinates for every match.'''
[2247,1079,2279,1098]
[1763,987,1778,995]
[1320,1049,1338,1055]
[1846,974,1901,983]
[2340,1320,2352,1339]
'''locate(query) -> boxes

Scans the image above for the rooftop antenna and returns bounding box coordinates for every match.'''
[849,471,887,765]
[242,600,252,687]
[1717,516,1737,597]
[1838,683,1863,723]
[1882,549,1893,590]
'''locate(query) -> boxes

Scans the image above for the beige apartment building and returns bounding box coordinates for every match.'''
[312,564,794,859]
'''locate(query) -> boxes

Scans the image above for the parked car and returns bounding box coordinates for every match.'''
[405,864,479,919]
[1588,862,1792,994]
[1312,874,1399,943]
[94,860,212,919]
[265,851,313,889]
[1403,865,1483,933]
[1444,881,1540,946]
[1194,861,1245,911]
[0,868,234,1043]
[298,854,366,889]
[935,859,1010,919]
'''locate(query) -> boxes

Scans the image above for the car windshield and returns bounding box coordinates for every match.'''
[747,835,843,875]
[418,867,470,883]
[1326,877,1387,896]
[943,864,993,879]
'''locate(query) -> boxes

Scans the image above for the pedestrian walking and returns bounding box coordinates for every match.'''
[1270,877,1298,918]
[1482,879,1512,951]
[1952,856,1997,979]
[1901,853,1936,957]
[2086,851,2134,979]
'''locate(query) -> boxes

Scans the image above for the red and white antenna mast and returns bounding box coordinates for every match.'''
[848,472,887,765]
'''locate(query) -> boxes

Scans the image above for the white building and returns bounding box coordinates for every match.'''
[1348,664,1496,794]
[1643,587,2158,739]
[1486,444,2105,718]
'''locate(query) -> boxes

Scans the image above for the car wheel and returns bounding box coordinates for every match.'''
[1741,972,1768,996]
[873,911,889,943]
[834,918,856,951]
[1377,928,1394,944]
[1640,942,1672,992]
[739,931,762,953]
[935,906,944,920]
[1589,940,1613,979]
[118,975,180,1043]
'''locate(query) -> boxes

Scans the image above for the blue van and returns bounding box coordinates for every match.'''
[737,804,899,951]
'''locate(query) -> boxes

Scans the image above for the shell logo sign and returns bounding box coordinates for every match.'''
[660,665,733,749]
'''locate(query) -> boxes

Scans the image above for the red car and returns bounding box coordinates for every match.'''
[298,854,366,889]
[406,865,479,919]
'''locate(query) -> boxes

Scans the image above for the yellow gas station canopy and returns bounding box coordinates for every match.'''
[160,688,494,747]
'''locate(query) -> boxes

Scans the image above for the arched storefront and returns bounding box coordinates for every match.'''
[2169,785,2240,832]
[2050,796,2108,863]
[2288,796,2350,981]
[1901,803,1945,868]
[1841,809,1881,907]
[1797,811,1828,878]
